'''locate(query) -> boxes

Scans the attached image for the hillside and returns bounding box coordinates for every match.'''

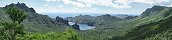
[0,2,82,40]
[111,7,172,40]
[115,14,137,19]
[110,6,172,40]
[65,14,95,26]
[1,2,172,40]
[0,2,69,33]
[65,14,126,26]
[78,6,172,40]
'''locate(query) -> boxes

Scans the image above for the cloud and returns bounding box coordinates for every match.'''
[62,0,132,8]
[132,0,169,5]
[58,5,63,7]
[43,0,172,10]
[168,3,172,7]
[43,3,48,7]
[45,0,171,9]
[46,0,60,2]
[63,0,86,7]
[113,0,130,4]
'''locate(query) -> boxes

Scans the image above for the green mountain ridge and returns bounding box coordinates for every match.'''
[79,5,172,40]
[110,6,172,40]
[65,14,127,26]
[1,2,172,40]
[0,2,69,33]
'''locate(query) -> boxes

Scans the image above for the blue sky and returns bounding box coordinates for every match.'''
[0,0,172,15]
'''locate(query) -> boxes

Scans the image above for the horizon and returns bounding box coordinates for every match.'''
[0,0,172,15]
[42,13,140,18]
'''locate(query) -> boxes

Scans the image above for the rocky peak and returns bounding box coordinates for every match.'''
[56,16,69,25]
[4,2,36,13]
[72,23,80,30]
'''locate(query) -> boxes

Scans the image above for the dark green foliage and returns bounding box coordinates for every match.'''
[6,6,27,23]
[0,3,83,40]
[163,9,172,17]
[2,3,172,40]
[80,6,172,40]
[110,10,172,40]
[21,28,81,40]
[0,22,25,40]
[3,2,69,33]
[0,6,27,40]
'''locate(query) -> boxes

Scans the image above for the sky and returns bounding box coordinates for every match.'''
[0,0,172,15]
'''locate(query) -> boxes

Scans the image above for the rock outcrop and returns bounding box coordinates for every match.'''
[56,16,69,25]
[4,2,36,13]
[72,23,80,30]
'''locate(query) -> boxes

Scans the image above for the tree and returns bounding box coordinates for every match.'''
[21,28,82,40]
[62,28,81,40]
[6,6,27,23]
[0,6,27,40]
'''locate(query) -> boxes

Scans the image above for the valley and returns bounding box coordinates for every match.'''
[1,2,172,40]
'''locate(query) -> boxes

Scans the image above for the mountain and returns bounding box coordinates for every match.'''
[56,16,69,26]
[0,2,69,33]
[2,2,172,40]
[94,14,125,25]
[76,14,127,40]
[115,14,138,19]
[4,2,36,13]
[65,14,96,26]
[79,6,172,40]
[72,23,80,30]
[140,5,169,18]
[65,14,95,24]
[110,6,172,40]
[65,14,126,26]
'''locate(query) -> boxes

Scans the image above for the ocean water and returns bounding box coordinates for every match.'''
[69,22,95,30]
[41,13,138,30]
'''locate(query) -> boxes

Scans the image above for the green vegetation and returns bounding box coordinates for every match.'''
[1,3,172,40]
[22,28,81,40]
[0,6,26,40]
[78,6,172,40]
[109,6,172,40]
[0,6,81,40]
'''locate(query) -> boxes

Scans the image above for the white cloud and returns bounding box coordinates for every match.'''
[113,0,130,4]
[58,5,63,7]
[71,2,86,7]
[62,0,132,8]
[46,0,60,2]
[63,0,86,7]
[132,0,169,5]
[45,0,171,9]
[43,3,48,7]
